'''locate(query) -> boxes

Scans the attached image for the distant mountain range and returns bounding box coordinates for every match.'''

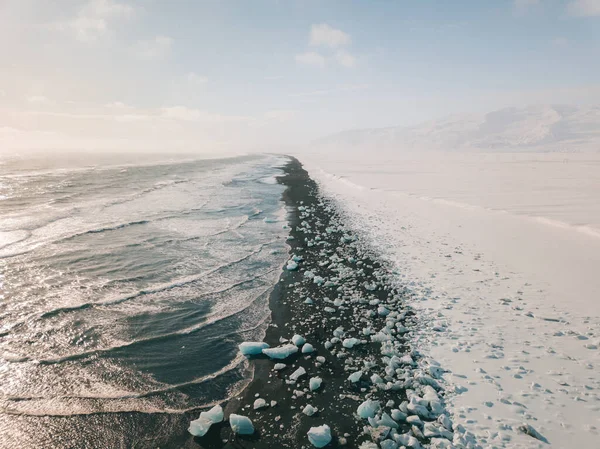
[315,105,600,152]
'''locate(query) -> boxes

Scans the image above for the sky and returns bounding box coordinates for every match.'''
[0,0,599,154]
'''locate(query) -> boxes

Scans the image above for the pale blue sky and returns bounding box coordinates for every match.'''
[1,0,599,152]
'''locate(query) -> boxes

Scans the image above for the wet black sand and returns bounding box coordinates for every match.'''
[190,157,419,449]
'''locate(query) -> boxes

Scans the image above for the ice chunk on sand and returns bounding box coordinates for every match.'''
[239,342,269,356]
[303,404,318,416]
[348,370,363,383]
[188,404,223,436]
[253,398,267,409]
[274,363,286,370]
[309,377,323,391]
[229,414,254,435]
[290,366,306,381]
[292,334,306,346]
[357,399,380,419]
[302,343,314,353]
[307,424,332,448]
[262,344,298,359]
[286,261,298,270]
[342,338,360,348]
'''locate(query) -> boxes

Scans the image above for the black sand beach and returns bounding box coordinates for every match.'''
[188,157,433,448]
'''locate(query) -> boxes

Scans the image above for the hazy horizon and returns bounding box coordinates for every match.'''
[1,0,600,154]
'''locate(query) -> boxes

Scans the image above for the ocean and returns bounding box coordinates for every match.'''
[0,154,289,448]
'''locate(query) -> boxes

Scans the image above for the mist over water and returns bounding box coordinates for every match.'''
[0,153,289,448]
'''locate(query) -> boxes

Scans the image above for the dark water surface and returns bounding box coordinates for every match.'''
[0,154,289,448]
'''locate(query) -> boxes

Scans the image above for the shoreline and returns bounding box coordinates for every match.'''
[188,157,455,448]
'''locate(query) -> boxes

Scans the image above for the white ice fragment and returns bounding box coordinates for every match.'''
[188,417,213,437]
[253,398,267,409]
[262,344,298,359]
[239,342,269,356]
[303,404,318,416]
[324,307,336,313]
[304,297,314,304]
[292,334,306,346]
[290,366,306,381]
[302,343,315,353]
[378,306,390,316]
[348,370,363,383]
[229,414,254,435]
[316,356,326,363]
[286,261,298,270]
[188,405,224,437]
[342,338,360,349]
[309,377,323,391]
[273,363,286,370]
[357,399,380,419]
[307,424,332,448]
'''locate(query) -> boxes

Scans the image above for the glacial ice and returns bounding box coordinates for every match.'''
[303,404,318,416]
[273,363,287,370]
[342,337,360,348]
[286,260,298,270]
[307,424,332,448]
[309,376,322,391]
[188,404,223,437]
[229,414,254,435]
[239,341,269,356]
[302,343,314,353]
[292,334,306,346]
[262,344,298,359]
[289,366,306,381]
[348,370,363,383]
[253,398,267,409]
[357,399,380,419]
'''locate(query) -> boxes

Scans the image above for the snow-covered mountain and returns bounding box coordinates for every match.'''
[315,105,600,152]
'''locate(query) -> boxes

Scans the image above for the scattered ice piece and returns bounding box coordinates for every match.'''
[316,356,326,363]
[290,366,306,381]
[310,377,323,391]
[324,307,336,313]
[342,338,360,348]
[307,424,332,448]
[518,423,549,443]
[286,261,298,270]
[377,306,390,316]
[292,334,306,346]
[253,398,267,409]
[303,404,318,416]
[239,342,269,356]
[188,405,224,437]
[262,344,298,359]
[304,298,314,304]
[348,370,363,383]
[273,363,286,371]
[302,343,315,353]
[357,399,380,419]
[229,414,254,435]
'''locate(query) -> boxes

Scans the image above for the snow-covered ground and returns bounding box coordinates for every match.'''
[302,152,600,448]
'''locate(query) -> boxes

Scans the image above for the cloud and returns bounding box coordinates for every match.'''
[263,110,295,122]
[289,84,369,98]
[310,24,351,48]
[186,72,209,85]
[136,35,173,60]
[295,51,326,67]
[160,106,248,124]
[27,95,49,104]
[552,37,569,48]
[335,50,356,68]
[57,0,134,42]
[567,0,600,16]
[513,0,540,14]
